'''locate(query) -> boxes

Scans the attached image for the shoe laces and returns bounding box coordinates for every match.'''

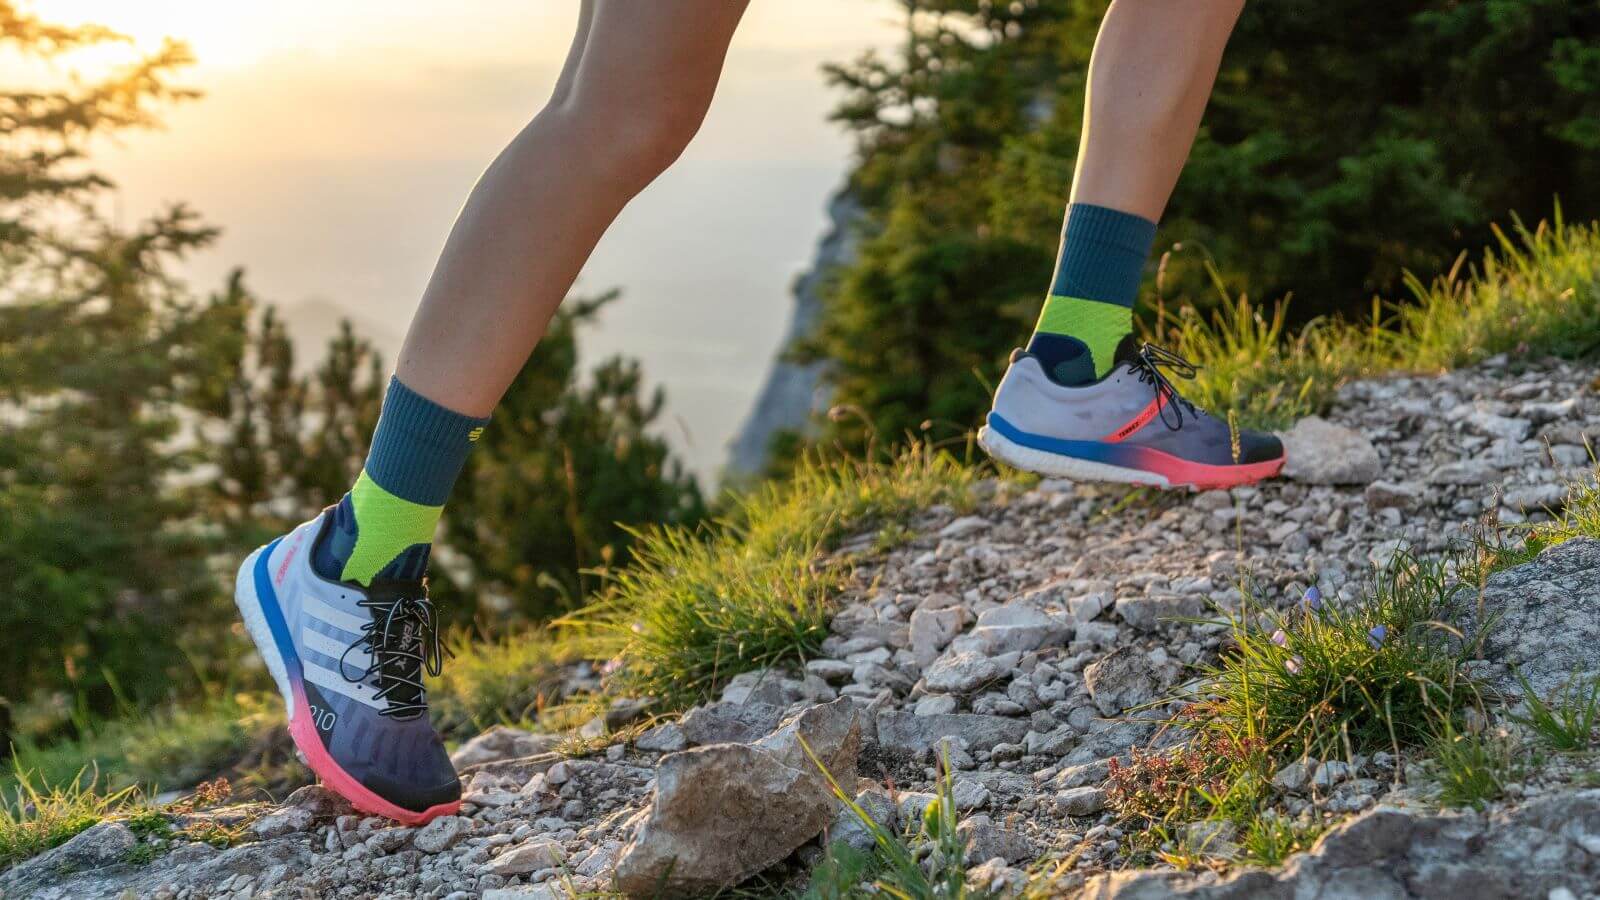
[340,580,447,719]
[1129,343,1202,430]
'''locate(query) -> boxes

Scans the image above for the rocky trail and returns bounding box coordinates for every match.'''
[5,356,1599,900]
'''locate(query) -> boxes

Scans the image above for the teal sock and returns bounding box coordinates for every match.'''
[1026,203,1157,385]
[312,378,488,585]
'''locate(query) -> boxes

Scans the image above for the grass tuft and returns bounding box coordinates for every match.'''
[1509,669,1600,753]
[565,445,980,710]
[0,768,147,869]
[1194,550,1479,764]
[428,628,586,739]
[1429,717,1519,809]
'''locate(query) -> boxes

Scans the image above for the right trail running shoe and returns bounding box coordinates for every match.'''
[980,342,1285,490]
[233,510,461,825]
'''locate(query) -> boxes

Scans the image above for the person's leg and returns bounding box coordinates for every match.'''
[986,0,1282,490]
[1027,0,1243,386]
[319,0,749,586]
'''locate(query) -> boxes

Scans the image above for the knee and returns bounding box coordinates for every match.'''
[555,85,713,184]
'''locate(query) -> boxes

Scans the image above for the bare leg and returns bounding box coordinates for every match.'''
[395,0,750,417]
[1070,0,1244,221]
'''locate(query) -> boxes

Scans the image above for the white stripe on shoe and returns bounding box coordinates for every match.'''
[302,627,372,673]
[302,592,369,635]
[303,659,387,709]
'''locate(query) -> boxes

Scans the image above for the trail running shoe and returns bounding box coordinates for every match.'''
[980,343,1285,490]
[233,510,460,824]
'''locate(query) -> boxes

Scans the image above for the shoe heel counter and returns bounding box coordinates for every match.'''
[991,357,1057,433]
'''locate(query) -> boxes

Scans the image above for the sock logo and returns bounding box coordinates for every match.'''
[466,426,484,442]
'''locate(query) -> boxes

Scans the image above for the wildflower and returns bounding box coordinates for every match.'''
[1367,625,1388,649]
[1270,629,1288,647]
[1285,655,1303,675]
[1302,585,1323,612]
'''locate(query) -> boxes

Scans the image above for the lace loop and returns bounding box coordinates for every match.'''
[1130,343,1202,430]
[340,584,447,719]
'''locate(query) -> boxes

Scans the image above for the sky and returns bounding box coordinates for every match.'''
[31,1,905,481]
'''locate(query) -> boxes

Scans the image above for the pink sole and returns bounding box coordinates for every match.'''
[288,690,460,826]
[1159,454,1286,490]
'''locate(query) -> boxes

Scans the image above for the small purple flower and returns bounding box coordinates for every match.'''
[1285,655,1303,675]
[1302,585,1323,612]
[1270,629,1288,647]
[1367,625,1388,650]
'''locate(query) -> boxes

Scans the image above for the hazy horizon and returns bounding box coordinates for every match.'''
[32,1,905,482]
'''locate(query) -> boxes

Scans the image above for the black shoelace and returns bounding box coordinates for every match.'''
[340,581,446,719]
[1130,343,1202,430]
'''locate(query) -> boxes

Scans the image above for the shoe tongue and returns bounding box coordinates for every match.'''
[364,579,431,715]
[1112,333,1143,368]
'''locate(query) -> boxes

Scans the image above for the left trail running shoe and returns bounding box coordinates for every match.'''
[233,510,461,824]
[980,342,1285,490]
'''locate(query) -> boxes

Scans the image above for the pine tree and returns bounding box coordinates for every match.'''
[0,4,228,708]
[444,292,704,619]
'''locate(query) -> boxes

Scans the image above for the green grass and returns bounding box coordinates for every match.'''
[4,692,282,798]
[1237,814,1324,868]
[1429,717,1520,809]
[0,768,150,869]
[1509,669,1600,753]
[428,627,586,739]
[1157,212,1600,429]
[563,444,980,710]
[1194,550,1481,764]
[1475,467,1600,577]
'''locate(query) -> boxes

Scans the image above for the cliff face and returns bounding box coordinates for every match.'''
[722,190,861,479]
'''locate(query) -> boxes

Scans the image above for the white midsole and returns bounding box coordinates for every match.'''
[234,546,297,719]
[977,425,1173,489]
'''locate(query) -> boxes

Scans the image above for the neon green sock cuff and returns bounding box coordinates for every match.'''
[341,470,443,585]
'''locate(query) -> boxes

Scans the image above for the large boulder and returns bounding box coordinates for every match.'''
[614,698,860,898]
[1460,538,1600,701]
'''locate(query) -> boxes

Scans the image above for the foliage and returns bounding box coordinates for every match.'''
[566,444,979,711]
[1236,813,1324,868]
[4,692,281,797]
[0,3,230,709]
[0,767,148,869]
[444,290,705,620]
[1106,729,1269,831]
[427,628,586,739]
[206,300,386,546]
[799,0,1600,450]
[1193,551,1481,764]
[803,751,981,900]
[1509,669,1600,752]
[1429,717,1519,809]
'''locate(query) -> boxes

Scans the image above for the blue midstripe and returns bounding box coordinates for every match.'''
[987,412,1135,466]
[251,537,301,674]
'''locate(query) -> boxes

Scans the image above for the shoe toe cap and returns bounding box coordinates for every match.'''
[367,769,461,814]
[1238,430,1285,464]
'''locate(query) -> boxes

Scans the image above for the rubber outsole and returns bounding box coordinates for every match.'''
[978,424,1284,490]
[233,543,460,826]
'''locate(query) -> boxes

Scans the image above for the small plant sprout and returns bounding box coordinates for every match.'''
[1509,669,1600,752]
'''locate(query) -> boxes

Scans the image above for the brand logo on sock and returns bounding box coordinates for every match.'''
[467,426,484,442]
